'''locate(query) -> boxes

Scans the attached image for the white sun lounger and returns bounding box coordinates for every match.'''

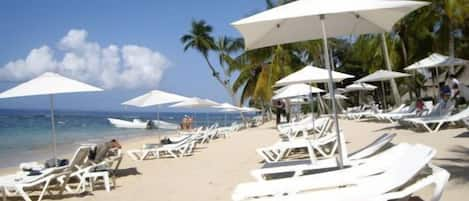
[403,106,469,133]
[0,146,91,201]
[279,118,332,141]
[127,136,195,160]
[232,143,448,201]
[251,133,396,181]
[277,116,329,134]
[256,130,339,163]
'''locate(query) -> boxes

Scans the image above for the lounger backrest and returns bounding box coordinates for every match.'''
[360,144,435,194]
[424,101,433,110]
[349,133,396,160]
[68,146,91,171]
[232,143,418,201]
[390,104,405,113]
[449,106,469,121]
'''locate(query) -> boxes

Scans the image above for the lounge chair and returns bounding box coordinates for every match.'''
[402,106,469,133]
[278,118,332,142]
[0,146,91,201]
[256,129,339,163]
[127,136,195,160]
[232,143,449,201]
[347,104,382,120]
[278,117,330,137]
[251,133,395,181]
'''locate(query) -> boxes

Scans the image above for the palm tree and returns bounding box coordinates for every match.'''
[181,20,240,105]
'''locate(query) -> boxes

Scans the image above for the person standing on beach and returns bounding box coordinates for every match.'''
[273,100,284,125]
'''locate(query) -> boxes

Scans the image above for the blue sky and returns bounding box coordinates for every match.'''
[0,0,266,112]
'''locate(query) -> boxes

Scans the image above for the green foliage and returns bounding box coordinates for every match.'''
[181,0,469,107]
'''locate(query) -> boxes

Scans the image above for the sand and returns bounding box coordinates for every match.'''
[1,119,468,201]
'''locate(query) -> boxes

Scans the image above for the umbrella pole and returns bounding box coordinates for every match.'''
[309,87,315,130]
[381,33,400,105]
[381,81,386,110]
[225,112,227,126]
[157,106,160,129]
[436,67,440,99]
[50,94,57,167]
[320,15,345,168]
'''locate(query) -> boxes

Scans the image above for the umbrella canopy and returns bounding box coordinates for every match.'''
[345,83,377,92]
[0,72,102,98]
[404,53,469,71]
[239,107,261,112]
[323,93,348,100]
[169,97,219,108]
[122,90,188,107]
[0,72,103,165]
[232,0,428,168]
[273,83,324,100]
[232,0,429,50]
[213,102,241,111]
[355,70,410,83]
[275,65,354,86]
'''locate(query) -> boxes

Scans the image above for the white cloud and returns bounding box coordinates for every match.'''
[0,29,170,89]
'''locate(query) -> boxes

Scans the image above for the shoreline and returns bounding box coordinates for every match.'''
[0,129,175,172]
[0,120,467,201]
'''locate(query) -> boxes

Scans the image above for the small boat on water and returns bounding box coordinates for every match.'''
[107,118,178,130]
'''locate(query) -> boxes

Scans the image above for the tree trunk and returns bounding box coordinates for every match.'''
[399,38,414,100]
[449,20,455,75]
[380,33,401,106]
[203,55,246,121]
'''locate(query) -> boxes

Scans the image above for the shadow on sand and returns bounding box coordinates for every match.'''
[115,167,141,178]
[454,132,469,138]
[434,145,469,184]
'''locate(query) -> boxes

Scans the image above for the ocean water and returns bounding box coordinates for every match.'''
[0,109,245,168]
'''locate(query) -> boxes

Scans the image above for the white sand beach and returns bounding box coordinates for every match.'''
[1,119,468,201]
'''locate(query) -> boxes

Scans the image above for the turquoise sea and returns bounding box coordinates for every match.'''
[0,109,245,168]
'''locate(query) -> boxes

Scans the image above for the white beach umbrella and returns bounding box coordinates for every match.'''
[355,70,410,83]
[122,90,189,128]
[169,97,219,108]
[404,53,469,71]
[213,102,241,110]
[0,72,103,164]
[239,107,261,113]
[323,93,349,100]
[355,70,410,109]
[404,53,469,99]
[345,83,377,105]
[232,0,428,167]
[345,83,377,92]
[274,65,352,150]
[122,90,188,107]
[275,65,354,86]
[213,103,242,126]
[273,84,324,100]
[170,97,220,126]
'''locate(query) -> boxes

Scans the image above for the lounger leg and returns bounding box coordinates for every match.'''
[257,149,273,163]
[429,165,450,201]
[37,179,52,201]
[433,122,444,133]
[169,151,179,158]
[103,173,111,192]
[422,123,433,133]
[2,187,6,201]
[17,187,32,201]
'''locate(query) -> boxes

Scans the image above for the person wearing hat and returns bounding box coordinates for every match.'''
[436,85,455,116]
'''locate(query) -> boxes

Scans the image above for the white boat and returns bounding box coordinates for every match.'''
[108,118,148,129]
[152,120,179,130]
[107,118,179,130]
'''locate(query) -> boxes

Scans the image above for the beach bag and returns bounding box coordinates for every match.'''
[160,138,172,144]
[44,158,69,168]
